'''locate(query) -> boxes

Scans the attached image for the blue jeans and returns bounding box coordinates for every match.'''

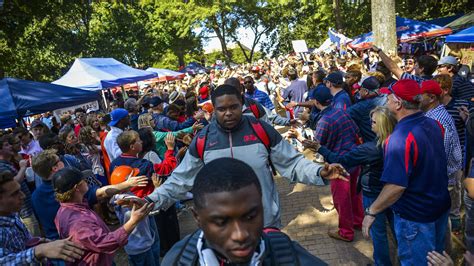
[127,219,161,266]
[393,210,449,266]
[464,192,474,252]
[363,195,393,266]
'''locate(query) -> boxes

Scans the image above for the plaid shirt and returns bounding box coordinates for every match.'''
[314,106,359,156]
[425,104,463,179]
[0,214,38,265]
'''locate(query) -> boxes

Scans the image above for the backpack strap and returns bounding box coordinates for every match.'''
[249,118,277,175]
[195,127,210,160]
[249,102,261,118]
[175,229,202,266]
[249,120,270,151]
[264,230,300,266]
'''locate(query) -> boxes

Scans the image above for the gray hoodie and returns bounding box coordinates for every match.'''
[146,115,327,228]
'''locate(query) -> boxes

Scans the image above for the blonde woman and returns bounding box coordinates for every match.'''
[291,105,397,265]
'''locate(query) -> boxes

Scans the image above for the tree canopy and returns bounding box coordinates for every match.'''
[0,0,470,81]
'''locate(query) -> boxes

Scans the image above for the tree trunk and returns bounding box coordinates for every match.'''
[333,0,342,30]
[371,0,397,55]
[235,41,250,63]
[210,14,232,66]
[177,51,185,68]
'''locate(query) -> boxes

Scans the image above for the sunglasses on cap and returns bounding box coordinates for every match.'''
[386,85,402,102]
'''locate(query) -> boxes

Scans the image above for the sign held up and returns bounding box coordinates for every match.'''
[292,40,309,53]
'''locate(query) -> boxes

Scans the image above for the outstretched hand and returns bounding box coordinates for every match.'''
[286,101,298,109]
[152,173,164,188]
[192,122,204,132]
[320,163,349,181]
[427,251,453,266]
[165,133,176,150]
[129,203,154,224]
[287,128,302,141]
[302,139,320,151]
[126,175,148,187]
[34,236,84,262]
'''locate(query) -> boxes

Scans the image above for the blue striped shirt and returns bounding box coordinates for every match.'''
[452,74,474,101]
[425,104,463,179]
[245,88,275,110]
[444,98,474,156]
[400,72,433,84]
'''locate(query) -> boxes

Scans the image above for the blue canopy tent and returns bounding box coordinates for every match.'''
[179,62,207,75]
[53,58,157,90]
[445,26,474,43]
[425,14,464,27]
[0,78,100,129]
[349,16,452,50]
[146,68,185,81]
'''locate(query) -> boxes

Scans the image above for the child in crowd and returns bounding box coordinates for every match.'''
[109,130,177,198]
[110,166,162,266]
[109,130,179,262]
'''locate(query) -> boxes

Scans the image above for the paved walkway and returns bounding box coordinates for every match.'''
[178,175,374,265]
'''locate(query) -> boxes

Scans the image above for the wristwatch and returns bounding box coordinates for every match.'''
[364,207,376,217]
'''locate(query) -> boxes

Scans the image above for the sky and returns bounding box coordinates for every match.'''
[202,27,265,53]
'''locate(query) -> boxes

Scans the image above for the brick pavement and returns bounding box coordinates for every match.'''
[177,175,374,265]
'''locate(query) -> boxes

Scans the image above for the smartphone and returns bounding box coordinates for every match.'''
[116,195,146,207]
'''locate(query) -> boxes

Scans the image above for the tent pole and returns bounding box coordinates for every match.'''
[19,117,27,128]
[102,90,108,111]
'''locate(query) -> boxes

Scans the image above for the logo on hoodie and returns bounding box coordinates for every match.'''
[244,134,258,142]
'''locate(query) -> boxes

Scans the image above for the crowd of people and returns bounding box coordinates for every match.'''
[1,45,474,265]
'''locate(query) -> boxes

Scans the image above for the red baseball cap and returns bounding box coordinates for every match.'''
[380,79,421,103]
[420,80,442,95]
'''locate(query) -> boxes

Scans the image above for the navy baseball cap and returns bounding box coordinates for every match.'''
[149,96,163,107]
[313,85,333,105]
[108,108,129,127]
[324,72,344,86]
[360,76,380,91]
[52,167,84,194]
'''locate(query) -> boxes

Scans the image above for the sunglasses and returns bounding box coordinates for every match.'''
[387,86,402,102]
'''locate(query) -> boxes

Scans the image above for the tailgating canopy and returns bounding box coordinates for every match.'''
[350,16,452,49]
[0,78,99,128]
[146,68,185,81]
[445,11,474,32]
[179,62,207,75]
[425,14,464,27]
[445,26,474,43]
[53,58,157,90]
